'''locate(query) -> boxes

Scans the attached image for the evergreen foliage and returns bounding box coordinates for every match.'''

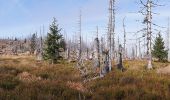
[152,33,168,62]
[30,33,37,54]
[43,18,64,64]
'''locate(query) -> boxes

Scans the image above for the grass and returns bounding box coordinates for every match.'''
[85,60,170,100]
[0,56,170,100]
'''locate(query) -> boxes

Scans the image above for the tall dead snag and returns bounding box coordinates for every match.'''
[166,18,169,51]
[123,17,126,59]
[117,44,124,71]
[140,0,164,68]
[140,0,158,69]
[93,26,100,73]
[85,35,89,60]
[107,0,116,71]
[78,11,82,61]
[37,35,43,61]
[100,37,105,76]
[167,18,170,62]
[132,46,135,60]
[36,26,44,61]
[66,39,71,60]
[112,0,116,60]
[146,0,152,69]
[76,10,88,77]
[77,10,82,64]
[138,38,142,59]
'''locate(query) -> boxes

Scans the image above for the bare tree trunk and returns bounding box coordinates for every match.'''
[167,18,170,62]
[107,0,116,71]
[147,0,152,69]
[138,38,142,59]
[123,17,126,59]
[78,11,82,61]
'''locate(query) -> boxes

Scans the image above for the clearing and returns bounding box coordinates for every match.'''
[0,56,170,100]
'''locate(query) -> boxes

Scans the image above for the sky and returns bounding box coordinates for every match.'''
[0,0,170,46]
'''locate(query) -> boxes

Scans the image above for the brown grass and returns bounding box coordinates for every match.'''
[0,56,170,99]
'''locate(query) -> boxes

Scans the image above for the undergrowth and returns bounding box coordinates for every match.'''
[0,56,169,100]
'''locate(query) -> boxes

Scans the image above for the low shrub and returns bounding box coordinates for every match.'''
[0,74,20,90]
[114,89,125,100]
[0,66,21,76]
[119,77,139,85]
[38,73,49,79]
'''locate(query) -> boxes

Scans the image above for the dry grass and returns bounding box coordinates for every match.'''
[0,56,90,100]
[85,60,170,100]
[0,56,170,100]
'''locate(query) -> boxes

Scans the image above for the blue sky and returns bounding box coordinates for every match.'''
[0,0,170,45]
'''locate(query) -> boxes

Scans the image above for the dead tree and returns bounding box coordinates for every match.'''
[123,17,127,59]
[93,26,100,73]
[135,34,138,59]
[146,0,152,69]
[168,18,170,62]
[67,40,71,60]
[85,35,89,60]
[100,37,104,76]
[138,38,142,59]
[76,10,88,77]
[96,27,100,69]
[132,46,135,60]
[78,11,82,61]
[144,37,146,57]
[36,27,44,61]
[107,0,116,71]
[140,0,163,69]
[117,44,124,71]
[166,18,169,51]
[112,0,116,60]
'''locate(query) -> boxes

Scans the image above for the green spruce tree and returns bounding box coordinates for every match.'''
[43,18,63,64]
[30,33,37,55]
[152,33,168,62]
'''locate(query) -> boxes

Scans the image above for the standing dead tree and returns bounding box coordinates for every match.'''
[138,38,142,59]
[36,26,44,61]
[139,0,164,69]
[167,18,170,62]
[123,17,127,59]
[132,46,135,60]
[107,0,116,71]
[77,10,82,65]
[85,35,89,60]
[37,29,43,61]
[76,11,88,77]
[93,26,100,73]
[146,0,152,69]
[166,18,169,51]
[117,44,124,71]
[78,12,82,61]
